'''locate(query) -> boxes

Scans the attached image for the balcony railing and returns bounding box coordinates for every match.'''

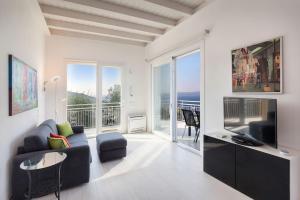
[224,98,262,119]
[177,100,200,121]
[67,103,120,129]
[67,100,200,129]
[160,100,200,121]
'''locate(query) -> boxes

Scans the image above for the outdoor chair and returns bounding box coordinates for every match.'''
[194,111,200,143]
[181,109,200,143]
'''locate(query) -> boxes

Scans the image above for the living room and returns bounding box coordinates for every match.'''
[1,0,300,199]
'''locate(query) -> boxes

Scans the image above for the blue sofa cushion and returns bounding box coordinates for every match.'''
[40,119,58,133]
[24,125,52,153]
[67,133,89,147]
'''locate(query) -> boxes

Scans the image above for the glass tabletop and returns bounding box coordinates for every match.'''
[20,152,67,171]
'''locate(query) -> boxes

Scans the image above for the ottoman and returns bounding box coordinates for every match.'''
[96,132,127,162]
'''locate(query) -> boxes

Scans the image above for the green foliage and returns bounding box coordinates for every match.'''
[67,84,120,106]
[68,91,96,105]
[108,84,121,103]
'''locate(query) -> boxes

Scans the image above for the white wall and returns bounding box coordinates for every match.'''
[146,0,300,150]
[0,0,47,198]
[45,35,147,132]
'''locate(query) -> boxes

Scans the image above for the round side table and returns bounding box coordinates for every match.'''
[20,152,67,200]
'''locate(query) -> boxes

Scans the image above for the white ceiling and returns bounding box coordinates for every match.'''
[38,0,207,46]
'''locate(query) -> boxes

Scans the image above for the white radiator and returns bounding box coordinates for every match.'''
[128,114,146,133]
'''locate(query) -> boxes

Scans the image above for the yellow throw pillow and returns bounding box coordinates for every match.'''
[57,122,74,137]
[48,137,69,149]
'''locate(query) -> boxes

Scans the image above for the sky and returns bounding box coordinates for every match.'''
[67,64,97,96]
[102,67,121,96]
[176,51,200,93]
[67,51,200,97]
[67,64,120,97]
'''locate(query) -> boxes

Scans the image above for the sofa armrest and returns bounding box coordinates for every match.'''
[57,145,91,166]
[11,145,91,199]
[54,145,91,188]
[72,125,84,134]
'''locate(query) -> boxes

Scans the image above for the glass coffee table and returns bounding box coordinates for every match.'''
[20,152,67,200]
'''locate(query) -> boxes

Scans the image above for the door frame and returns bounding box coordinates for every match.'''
[172,49,201,152]
[65,59,125,136]
[65,59,98,137]
[171,42,205,155]
[150,40,205,155]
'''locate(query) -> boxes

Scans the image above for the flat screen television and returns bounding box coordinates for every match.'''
[224,97,277,148]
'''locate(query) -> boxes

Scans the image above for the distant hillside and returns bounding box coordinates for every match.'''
[68,91,96,105]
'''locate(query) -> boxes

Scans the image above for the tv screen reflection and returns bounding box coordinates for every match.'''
[224,97,277,148]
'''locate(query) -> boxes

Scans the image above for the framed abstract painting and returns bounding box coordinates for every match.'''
[232,37,282,93]
[9,55,38,116]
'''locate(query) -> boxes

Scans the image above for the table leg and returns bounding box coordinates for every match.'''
[57,163,62,200]
[26,171,32,200]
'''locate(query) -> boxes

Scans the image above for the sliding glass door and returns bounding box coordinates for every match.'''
[152,63,171,136]
[175,50,201,151]
[151,48,203,152]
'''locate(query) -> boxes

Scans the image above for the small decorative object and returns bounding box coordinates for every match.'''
[232,37,282,93]
[9,55,38,116]
[279,149,290,156]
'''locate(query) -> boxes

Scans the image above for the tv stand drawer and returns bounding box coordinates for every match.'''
[236,145,289,200]
[203,135,236,188]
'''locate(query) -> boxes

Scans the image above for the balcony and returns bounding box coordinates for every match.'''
[67,103,121,136]
[67,100,200,149]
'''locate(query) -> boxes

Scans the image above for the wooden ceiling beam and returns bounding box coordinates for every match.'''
[46,18,155,42]
[64,0,177,26]
[144,0,194,16]
[40,4,165,35]
[50,28,147,46]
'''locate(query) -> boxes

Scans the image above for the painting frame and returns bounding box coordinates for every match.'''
[231,36,283,94]
[9,55,38,116]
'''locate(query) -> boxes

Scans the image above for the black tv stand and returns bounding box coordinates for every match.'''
[204,134,290,200]
[231,134,264,147]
